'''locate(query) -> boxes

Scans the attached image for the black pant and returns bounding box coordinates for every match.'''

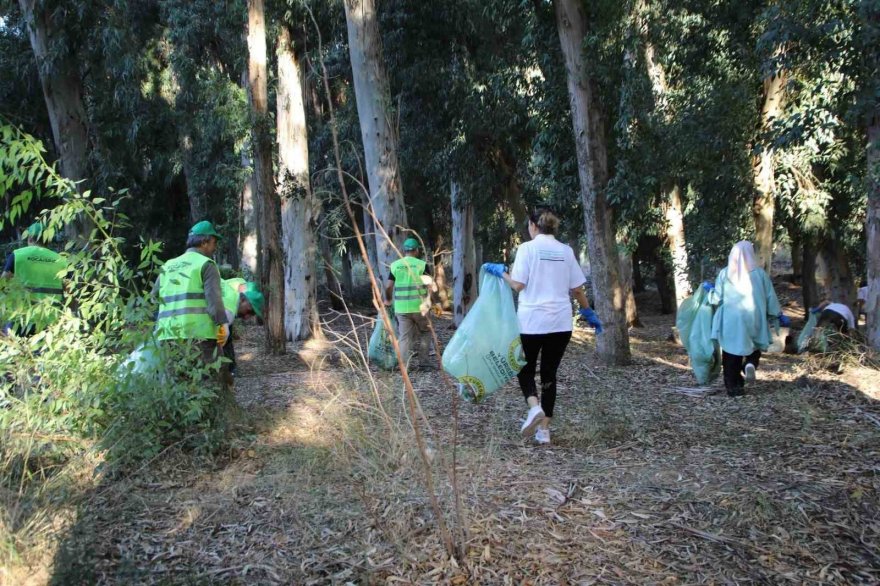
[722,350,761,394]
[518,332,572,418]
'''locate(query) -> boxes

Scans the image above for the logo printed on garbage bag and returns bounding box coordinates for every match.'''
[508,338,526,369]
[457,376,485,403]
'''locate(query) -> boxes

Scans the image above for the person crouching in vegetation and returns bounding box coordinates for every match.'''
[154,221,232,390]
[1,220,68,336]
[703,241,790,397]
[221,277,264,377]
[484,207,602,445]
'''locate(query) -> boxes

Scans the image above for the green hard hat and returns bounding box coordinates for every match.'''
[24,221,43,240]
[243,287,264,319]
[403,237,420,251]
[189,220,222,239]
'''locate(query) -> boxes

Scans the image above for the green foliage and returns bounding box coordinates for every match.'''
[0,123,227,474]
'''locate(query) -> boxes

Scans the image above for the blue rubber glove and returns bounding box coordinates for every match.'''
[482,263,506,278]
[701,281,715,293]
[778,314,792,327]
[579,308,603,333]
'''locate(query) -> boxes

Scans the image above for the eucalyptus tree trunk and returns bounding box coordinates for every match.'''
[665,185,690,309]
[866,109,880,348]
[341,249,354,295]
[820,235,856,309]
[247,0,285,353]
[433,236,452,311]
[753,72,787,273]
[19,0,90,236]
[619,248,641,327]
[319,236,344,310]
[640,14,691,311]
[344,0,409,275]
[239,71,259,276]
[802,238,820,311]
[277,25,321,341]
[451,182,476,327]
[554,0,630,365]
[179,131,207,223]
[789,228,803,283]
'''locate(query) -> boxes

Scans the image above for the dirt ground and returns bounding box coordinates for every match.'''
[45,289,880,585]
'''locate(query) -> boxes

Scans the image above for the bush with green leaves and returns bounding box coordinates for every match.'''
[0,122,228,473]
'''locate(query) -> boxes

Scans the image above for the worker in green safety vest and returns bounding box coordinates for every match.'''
[220,278,264,376]
[155,221,230,375]
[2,221,68,335]
[384,237,436,369]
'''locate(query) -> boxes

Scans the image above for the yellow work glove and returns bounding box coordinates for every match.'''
[217,324,230,347]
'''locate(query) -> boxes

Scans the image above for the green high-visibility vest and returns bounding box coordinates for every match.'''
[12,246,66,300]
[222,278,246,317]
[156,251,217,340]
[391,256,428,314]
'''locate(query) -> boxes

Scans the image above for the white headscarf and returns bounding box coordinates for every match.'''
[727,241,759,295]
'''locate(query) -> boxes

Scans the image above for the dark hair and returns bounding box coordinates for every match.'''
[186,234,213,249]
[528,206,559,235]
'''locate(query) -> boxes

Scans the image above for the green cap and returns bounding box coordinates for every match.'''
[403,237,420,251]
[243,288,264,319]
[24,221,43,240]
[189,220,222,239]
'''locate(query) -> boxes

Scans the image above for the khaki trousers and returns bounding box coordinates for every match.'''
[397,312,430,368]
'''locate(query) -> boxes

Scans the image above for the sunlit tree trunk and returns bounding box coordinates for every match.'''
[619,247,641,327]
[554,0,630,365]
[277,25,321,341]
[866,108,880,348]
[19,0,90,236]
[665,185,690,309]
[239,71,258,276]
[247,0,285,353]
[451,182,476,327]
[433,237,452,311]
[344,0,408,275]
[753,72,787,273]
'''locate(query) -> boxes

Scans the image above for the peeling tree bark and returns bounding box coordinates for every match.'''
[753,71,787,273]
[344,0,408,275]
[866,107,880,348]
[277,25,322,341]
[247,0,285,353]
[554,0,630,365]
[239,71,258,276]
[451,182,476,327]
[19,0,90,237]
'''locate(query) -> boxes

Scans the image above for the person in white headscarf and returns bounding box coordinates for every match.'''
[703,241,788,396]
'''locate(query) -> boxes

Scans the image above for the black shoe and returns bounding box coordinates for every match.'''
[727,387,744,397]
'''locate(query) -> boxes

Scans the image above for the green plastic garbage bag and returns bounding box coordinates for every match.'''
[797,311,826,353]
[442,268,527,403]
[368,307,398,370]
[675,288,721,385]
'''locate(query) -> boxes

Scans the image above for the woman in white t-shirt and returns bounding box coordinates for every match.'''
[483,208,603,445]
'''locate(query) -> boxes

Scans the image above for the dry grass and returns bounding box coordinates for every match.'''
[5,293,880,584]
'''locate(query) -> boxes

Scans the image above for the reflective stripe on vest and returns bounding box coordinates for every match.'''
[156,251,217,340]
[12,246,66,300]
[391,257,428,314]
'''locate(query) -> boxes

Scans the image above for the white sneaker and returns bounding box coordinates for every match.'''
[535,428,550,444]
[744,363,756,383]
[521,405,545,436]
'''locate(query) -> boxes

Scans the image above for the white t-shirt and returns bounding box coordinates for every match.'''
[510,234,587,334]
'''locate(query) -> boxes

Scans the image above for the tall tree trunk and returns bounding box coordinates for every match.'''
[753,72,787,273]
[319,236,344,310]
[665,184,690,309]
[247,0,285,353]
[802,238,819,311]
[433,236,452,311]
[554,0,630,365]
[868,110,880,348]
[341,248,354,295]
[179,131,207,223]
[362,208,380,277]
[451,182,476,327]
[239,71,259,276]
[19,0,90,236]
[344,0,408,275]
[789,229,803,284]
[820,234,856,309]
[619,247,641,327]
[277,25,321,341]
